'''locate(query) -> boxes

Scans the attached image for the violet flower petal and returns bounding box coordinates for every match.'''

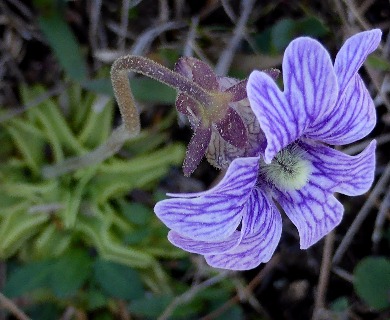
[154,157,259,241]
[247,70,295,163]
[301,139,376,196]
[168,230,242,255]
[334,29,382,98]
[183,125,212,176]
[307,75,376,144]
[205,189,282,270]
[215,108,248,148]
[175,57,219,90]
[283,37,338,131]
[275,183,344,249]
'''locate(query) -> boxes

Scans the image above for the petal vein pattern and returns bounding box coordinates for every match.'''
[205,191,282,270]
[154,157,259,241]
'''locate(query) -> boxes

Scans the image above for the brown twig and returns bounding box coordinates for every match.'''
[200,254,280,320]
[0,292,30,320]
[312,231,335,320]
[333,162,390,265]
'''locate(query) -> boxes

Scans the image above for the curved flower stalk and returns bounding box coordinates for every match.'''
[154,29,381,270]
[111,55,279,176]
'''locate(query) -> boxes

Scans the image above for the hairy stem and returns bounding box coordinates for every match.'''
[110,55,213,134]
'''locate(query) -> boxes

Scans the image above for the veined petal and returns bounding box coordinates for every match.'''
[275,183,344,249]
[334,29,382,98]
[168,230,242,255]
[175,57,219,90]
[183,125,211,176]
[307,75,376,144]
[301,139,376,196]
[247,71,295,163]
[205,188,282,270]
[215,108,248,148]
[154,157,259,241]
[283,37,338,130]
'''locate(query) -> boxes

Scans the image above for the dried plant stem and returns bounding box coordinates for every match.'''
[158,271,231,320]
[201,254,280,320]
[215,0,256,76]
[0,292,30,320]
[42,124,132,178]
[110,55,213,134]
[333,162,390,265]
[312,231,335,320]
[371,189,390,251]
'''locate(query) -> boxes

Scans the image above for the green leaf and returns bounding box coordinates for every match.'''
[271,16,329,52]
[93,259,144,300]
[130,77,176,104]
[121,202,153,226]
[354,256,390,310]
[366,55,390,71]
[49,249,92,298]
[129,295,172,318]
[39,12,88,81]
[4,261,52,297]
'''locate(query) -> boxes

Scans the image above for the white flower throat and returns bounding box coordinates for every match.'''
[260,144,312,190]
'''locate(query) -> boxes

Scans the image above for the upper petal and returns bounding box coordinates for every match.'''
[283,37,338,129]
[275,182,344,249]
[301,139,376,196]
[334,29,382,98]
[247,71,295,163]
[205,188,282,270]
[306,74,376,144]
[154,157,259,241]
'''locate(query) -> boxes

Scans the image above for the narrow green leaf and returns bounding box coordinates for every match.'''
[38,12,88,81]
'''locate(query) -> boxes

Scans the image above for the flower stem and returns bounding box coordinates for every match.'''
[110,55,213,134]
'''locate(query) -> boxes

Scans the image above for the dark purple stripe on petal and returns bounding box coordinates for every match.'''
[307,75,376,145]
[247,70,296,163]
[301,139,376,196]
[154,157,259,241]
[283,37,338,130]
[275,181,344,249]
[205,191,282,270]
[168,230,242,255]
[334,29,382,98]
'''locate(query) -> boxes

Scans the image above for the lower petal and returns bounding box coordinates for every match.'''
[154,157,259,241]
[275,183,344,249]
[205,189,282,270]
[168,230,242,255]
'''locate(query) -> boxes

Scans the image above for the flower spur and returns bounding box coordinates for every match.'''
[154,29,381,270]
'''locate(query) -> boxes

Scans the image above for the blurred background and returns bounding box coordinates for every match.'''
[0,0,389,319]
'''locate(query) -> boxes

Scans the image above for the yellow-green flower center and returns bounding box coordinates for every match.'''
[260,144,312,190]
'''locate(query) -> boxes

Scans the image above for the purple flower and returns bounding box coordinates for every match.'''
[154,30,381,270]
[175,57,279,176]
